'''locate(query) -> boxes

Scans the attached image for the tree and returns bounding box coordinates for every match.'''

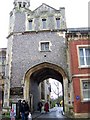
[51,81,63,104]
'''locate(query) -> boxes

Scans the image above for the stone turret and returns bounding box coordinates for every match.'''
[13,0,30,9]
[9,0,30,33]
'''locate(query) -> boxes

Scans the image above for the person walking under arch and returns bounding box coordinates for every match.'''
[44,101,49,113]
[38,100,43,113]
[20,100,30,120]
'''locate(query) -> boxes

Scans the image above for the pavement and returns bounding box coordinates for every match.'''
[32,111,42,119]
[0,107,65,120]
[32,107,63,119]
[0,111,41,120]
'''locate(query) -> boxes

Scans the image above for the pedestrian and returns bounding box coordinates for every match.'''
[38,100,43,112]
[20,100,30,120]
[44,101,49,113]
[18,99,22,119]
[10,108,16,120]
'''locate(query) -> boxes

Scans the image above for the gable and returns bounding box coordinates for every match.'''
[33,3,57,14]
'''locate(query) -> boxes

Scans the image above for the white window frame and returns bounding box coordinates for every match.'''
[80,78,90,102]
[39,41,51,52]
[77,45,90,68]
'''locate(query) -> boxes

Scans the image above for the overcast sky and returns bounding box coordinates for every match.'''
[49,79,62,99]
[0,0,89,48]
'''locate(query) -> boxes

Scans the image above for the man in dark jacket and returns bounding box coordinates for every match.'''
[38,101,43,113]
[20,100,29,120]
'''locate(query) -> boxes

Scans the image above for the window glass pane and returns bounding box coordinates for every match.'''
[79,48,90,66]
[45,43,49,50]
[41,43,45,51]
[79,48,84,56]
[18,2,22,8]
[83,90,90,99]
[82,81,90,100]
[85,48,90,57]
[89,92,90,98]
[56,18,60,29]
[80,57,84,65]
[42,19,46,29]
[2,57,6,65]
[86,57,90,65]
[83,81,90,89]
[79,48,85,65]
[23,2,26,7]
[29,20,33,30]
[85,48,90,65]
[41,42,49,51]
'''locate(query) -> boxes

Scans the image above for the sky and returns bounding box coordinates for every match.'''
[0,0,89,48]
[49,79,62,99]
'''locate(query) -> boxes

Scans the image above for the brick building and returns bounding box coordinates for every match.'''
[66,28,90,118]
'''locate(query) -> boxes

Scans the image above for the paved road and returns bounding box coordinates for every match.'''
[0,107,66,120]
[33,107,67,120]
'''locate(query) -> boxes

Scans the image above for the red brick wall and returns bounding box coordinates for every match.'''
[73,77,90,113]
[69,40,90,75]
[69,39,90,113]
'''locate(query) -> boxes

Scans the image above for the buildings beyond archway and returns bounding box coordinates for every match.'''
[3,0,90,118]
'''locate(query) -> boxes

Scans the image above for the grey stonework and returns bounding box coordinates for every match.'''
[10,32,67,87]
[9,3,66,33]
[4,1,68,108]
[14,11,26,32]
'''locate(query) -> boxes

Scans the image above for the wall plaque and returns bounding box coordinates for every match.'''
[10,87,23,95]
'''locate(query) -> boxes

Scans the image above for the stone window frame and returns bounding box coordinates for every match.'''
[40,17,48,30]
[23,2,26,8]
[39,41,52,52]
[18,2,22,8]
[56,18,60,29]
[42,18,47,29]
[54,15,61,29]
[26,17,34,31]
[80,78,90,102]
[28,19,33,30]
[77,45,90,68]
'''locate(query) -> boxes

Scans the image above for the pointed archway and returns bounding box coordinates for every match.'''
[24,62,68,112]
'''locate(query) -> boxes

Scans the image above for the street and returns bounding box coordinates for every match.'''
[33,107,67,120]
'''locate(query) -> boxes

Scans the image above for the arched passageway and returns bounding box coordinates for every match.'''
[24,62,68,112]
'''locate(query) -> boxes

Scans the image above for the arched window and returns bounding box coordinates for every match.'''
[56,18,60,29]
[42,19,47,29]
[23,2,26,8]
[18,2,22,8]
[28,19,33,30]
